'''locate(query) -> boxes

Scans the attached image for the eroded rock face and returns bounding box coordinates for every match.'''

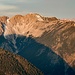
[36,20,75,70]
[3,13,58,37]
[0,16,8,35]
[0,16,8,23]
[0,48,43,75]
[0,13,75,75]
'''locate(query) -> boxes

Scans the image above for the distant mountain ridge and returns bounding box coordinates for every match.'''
[0,13,58,37]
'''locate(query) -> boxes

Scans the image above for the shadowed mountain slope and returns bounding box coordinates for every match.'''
[0,34,75,75]
[0,48,43,75]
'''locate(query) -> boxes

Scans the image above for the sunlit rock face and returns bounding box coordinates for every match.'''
[0,16,8,23]
[0,13,75,75]
[36,20,75,70]
[3,13,58,37]
[0,16,8,35]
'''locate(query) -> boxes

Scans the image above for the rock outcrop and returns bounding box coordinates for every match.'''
[0,48,43,75]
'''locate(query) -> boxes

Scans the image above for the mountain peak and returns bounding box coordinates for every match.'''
[0,13,75,38]
[24,13,44,22]
[8,14,23,24]
[0,16,9,24]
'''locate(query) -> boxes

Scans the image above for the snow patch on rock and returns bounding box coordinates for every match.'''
[7,19,10,23]
[36,15,43,21]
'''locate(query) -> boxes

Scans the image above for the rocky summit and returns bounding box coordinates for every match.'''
[0,13,75,75]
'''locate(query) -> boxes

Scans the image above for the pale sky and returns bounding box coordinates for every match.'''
[0,0,75,18]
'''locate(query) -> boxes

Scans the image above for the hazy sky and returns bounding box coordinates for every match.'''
[0,0,75,18]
